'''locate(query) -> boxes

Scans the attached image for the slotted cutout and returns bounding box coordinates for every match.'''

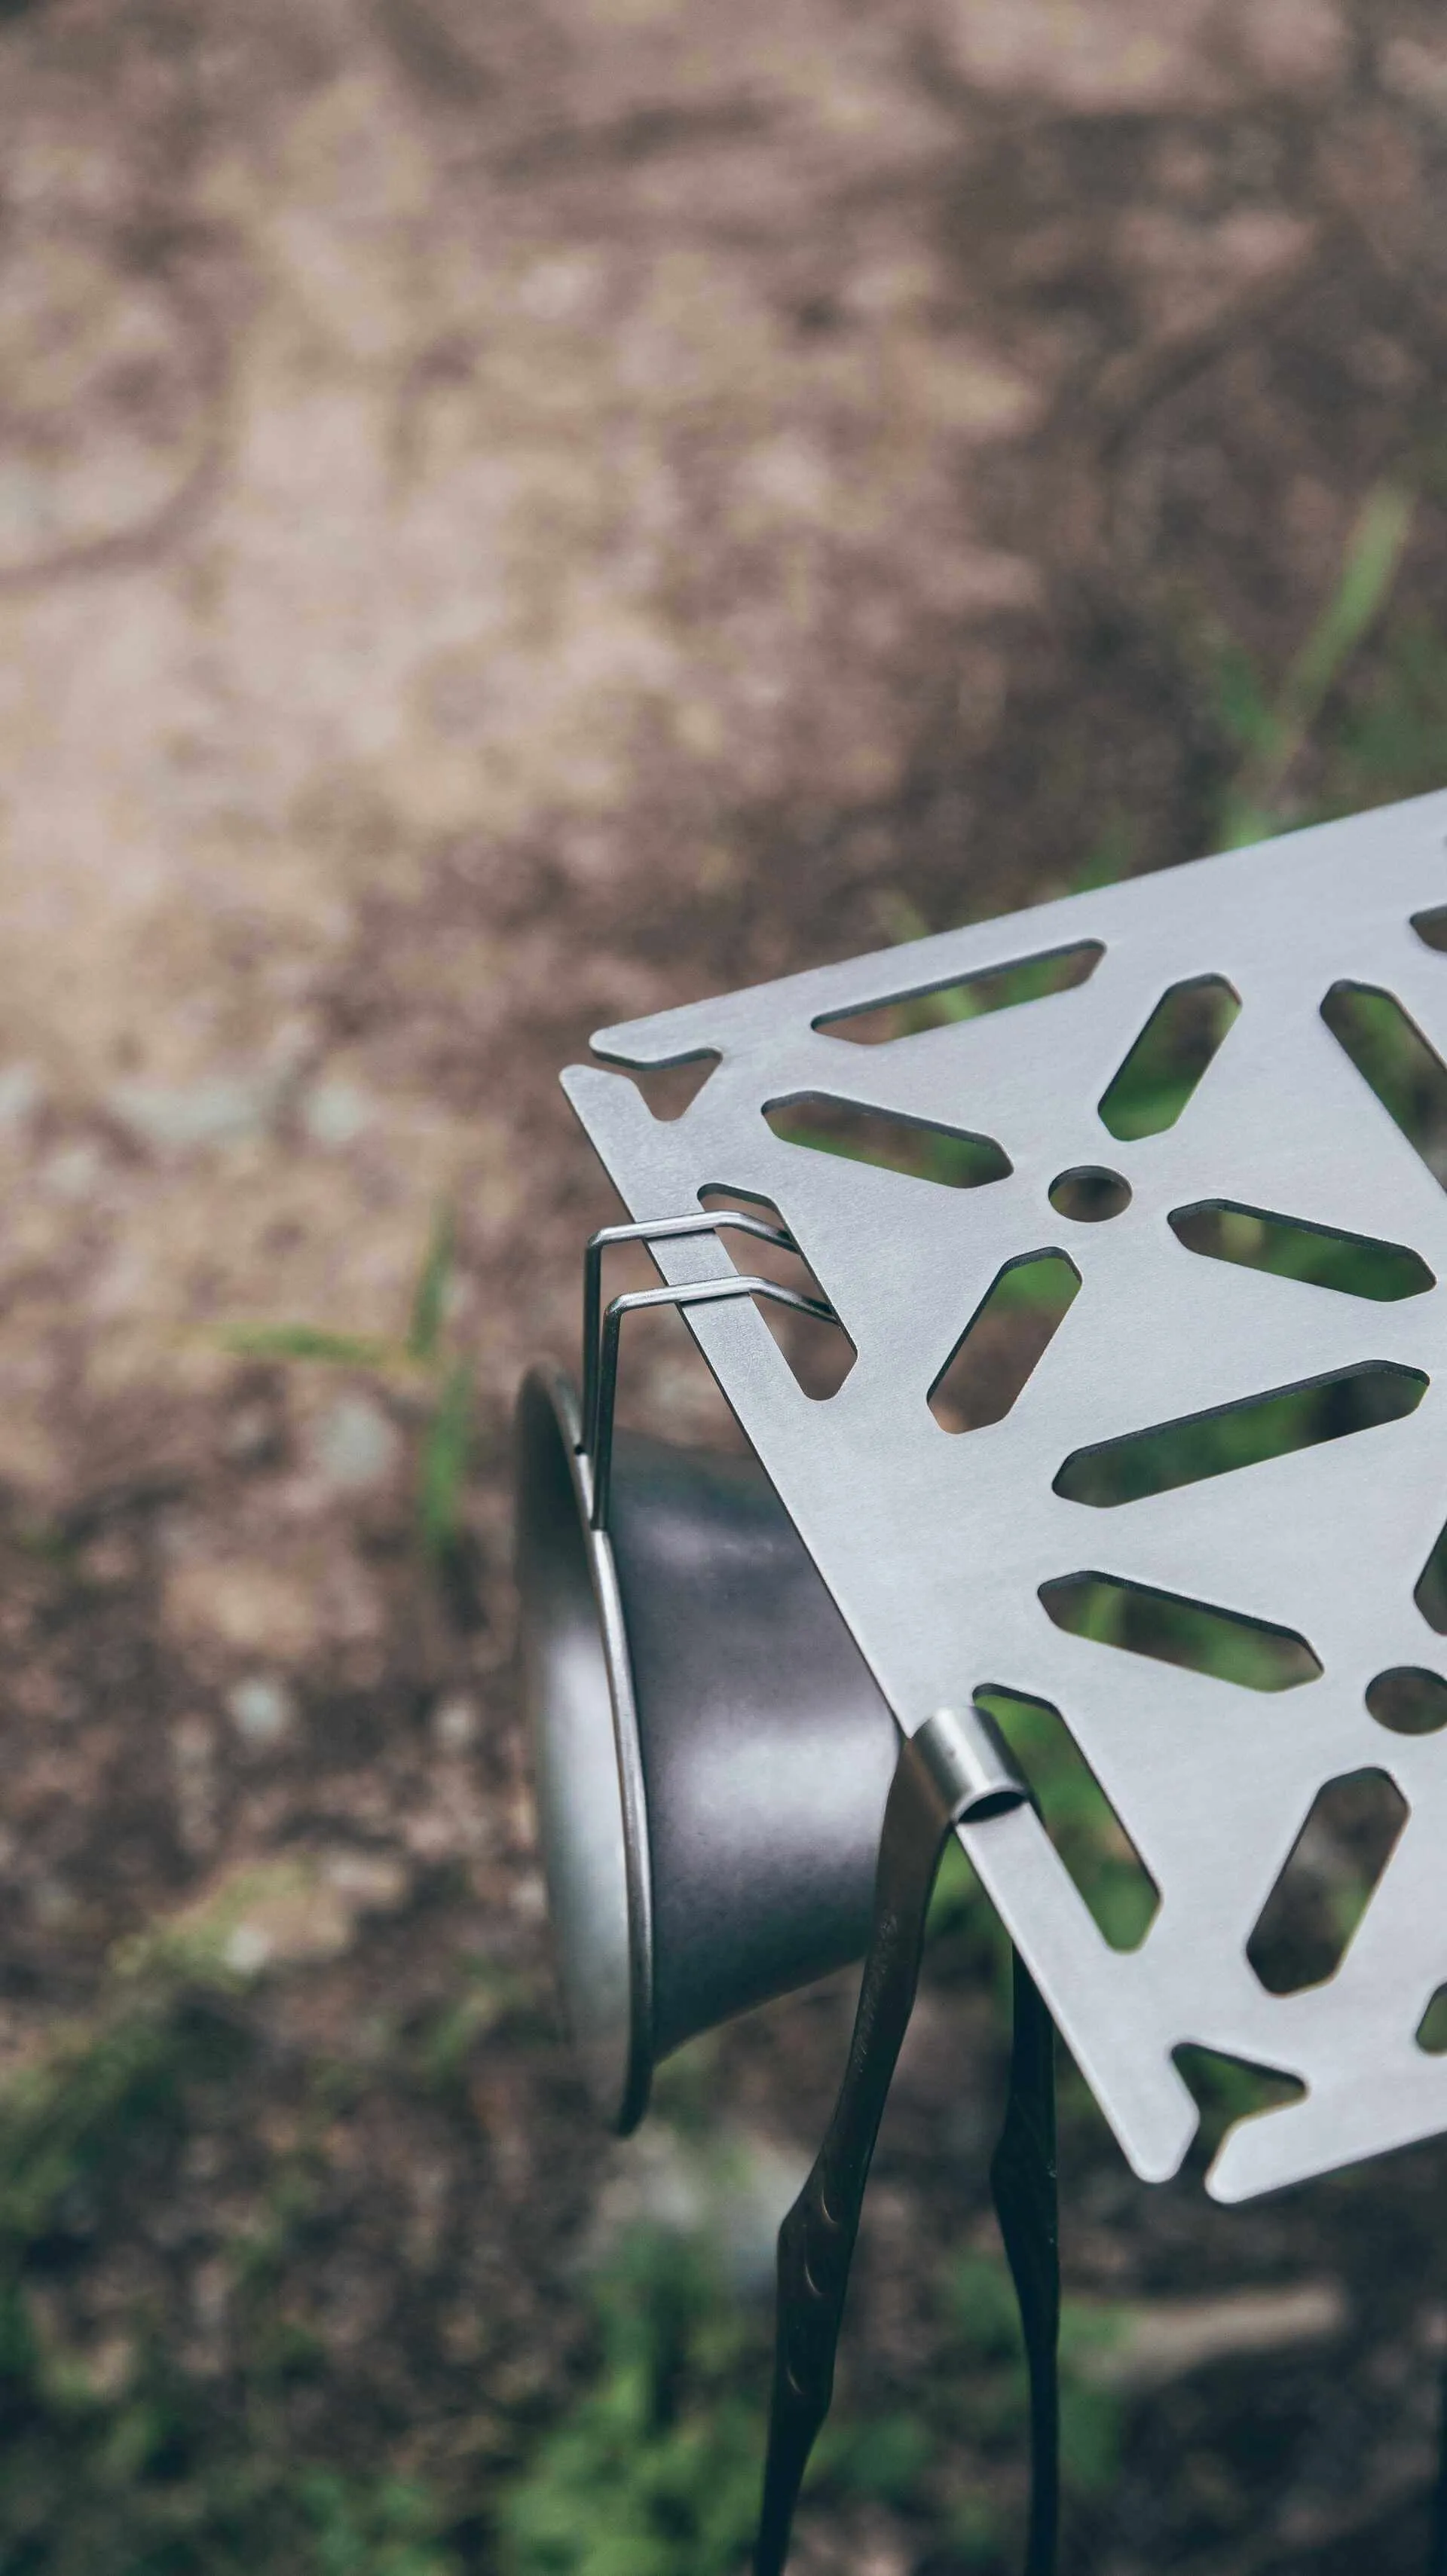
[1413,906,1447,955]
[605,1051,720,1120]
[1169,1200,1434,1301]
[1098,974,1241,1141]
[1321,983,1447,1185]
[764,1094,1011,1190]
[929,1253,1080,1432]
[813,940,1103,1044]
[1247,1770,1407,1996]
[1172,2047,1306,2163]
[1416,1514,1447,1633]
[697,1186,855,1399]
[1416,1988,1447,2053]
[1054,1364,1428,1508]
[974,1684,1158,1951]
[1366,1666,1447,1736]
[1039,1574,1321,1691]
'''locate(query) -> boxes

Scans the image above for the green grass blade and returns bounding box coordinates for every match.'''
[1281,482,1416,729]
[224,1325,397,1367]
[407,1204,456,1364]
[417,1358,474,1568]
[1222,481,1415,845]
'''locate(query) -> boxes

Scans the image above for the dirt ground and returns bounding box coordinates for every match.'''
[2,1,1447,2568]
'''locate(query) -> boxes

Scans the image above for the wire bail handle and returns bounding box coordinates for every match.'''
[578,1212,837,1531]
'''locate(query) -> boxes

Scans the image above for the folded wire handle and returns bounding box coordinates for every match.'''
[587,1275,836,1531]
[580,1211,797,1465]
[579,1211,839,1532]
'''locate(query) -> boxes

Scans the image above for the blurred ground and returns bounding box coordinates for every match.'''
[1,0,1446,2568]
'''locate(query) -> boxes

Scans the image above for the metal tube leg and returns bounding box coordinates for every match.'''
[1429,2351,1447,2576]
[752,1718,1055,2576]
[991,1954,1060,2576]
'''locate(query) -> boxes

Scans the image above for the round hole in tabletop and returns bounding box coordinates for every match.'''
[1048,1166,1132,1223]
[1366,1667,1447,1736]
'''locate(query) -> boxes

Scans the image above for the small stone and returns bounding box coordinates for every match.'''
[509,1870,546,1921]
[1381,32,1447,121]
[310,1392,399,1493]
[223,1882,347,1975]
[84,2333,137,2401]
[146,1849,409,1985]
[0,1065,41,1126]
[225,1675,296,1748]
[167,1559,320,1659]
[432,1692,479,1752]
[107,1074,281,1154]
[42,1142,105,1201]
[219,1851,405,1972]
[222,1401,279,1464]
[301,1077,373,1147]
[321,1848,409,1910]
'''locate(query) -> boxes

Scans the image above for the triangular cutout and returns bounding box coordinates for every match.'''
[1098,975,1240,1141]
[1413,906,1447,955]
[1169,1199,1433,1300]
[1172,2047,1306,2165]
[1054,1364,1428,1507]
[813,940,1103,1044]
[764,1094,1011,1190]
[928,1252,1079,1431]
[1320,982,1447,1186]
[1039,1574,1321,1691]
[604,1051,720,1120]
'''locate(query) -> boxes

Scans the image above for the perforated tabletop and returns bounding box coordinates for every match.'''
[564,791,1447,2200]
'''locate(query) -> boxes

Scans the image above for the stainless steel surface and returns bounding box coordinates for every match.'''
[562,791,1447,2200]
[514,1362,898,2126]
